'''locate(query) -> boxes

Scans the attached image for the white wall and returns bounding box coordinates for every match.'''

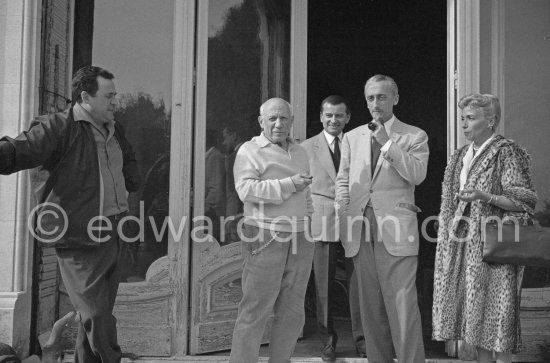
[503,0,550,212]
[0,0,41,356]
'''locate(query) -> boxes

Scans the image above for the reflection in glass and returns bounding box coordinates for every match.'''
[92,0,173,281]
[205,0,291,245]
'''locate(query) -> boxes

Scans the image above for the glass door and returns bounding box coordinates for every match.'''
[60,0,196,357]
[190,0,306,354]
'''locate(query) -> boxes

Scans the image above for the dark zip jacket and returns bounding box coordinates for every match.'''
[0,108,141,248]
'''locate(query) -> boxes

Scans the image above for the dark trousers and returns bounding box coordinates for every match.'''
[313,241,364,350]
[56,235,123,363]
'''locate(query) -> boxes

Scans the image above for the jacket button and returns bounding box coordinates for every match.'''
[369,189,373,193]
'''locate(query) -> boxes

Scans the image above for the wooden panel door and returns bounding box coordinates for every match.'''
[189,0,307,354]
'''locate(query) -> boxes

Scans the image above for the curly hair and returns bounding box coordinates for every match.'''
[458,93,501,127]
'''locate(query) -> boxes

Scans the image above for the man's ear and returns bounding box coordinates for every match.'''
[393,94,399,106]
[258,116,263,129]
[345,113,351,124]
[80,91,89,104]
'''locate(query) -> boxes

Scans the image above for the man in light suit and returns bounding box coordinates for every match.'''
[335,75,429,363]
[301,95,365,361]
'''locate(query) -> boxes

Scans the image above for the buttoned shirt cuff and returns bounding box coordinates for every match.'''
[380,139,392,154]
[280,177,297,196]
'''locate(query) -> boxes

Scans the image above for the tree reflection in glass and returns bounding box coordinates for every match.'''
[205,0,290,246]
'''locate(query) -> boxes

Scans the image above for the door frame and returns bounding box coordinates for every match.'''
[449,0,506,150]
[449,0,481,155]
[189,0,308,354]
[290,0,308,142]
[168,0,196,356]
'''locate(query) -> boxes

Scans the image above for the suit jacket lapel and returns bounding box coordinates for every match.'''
[315,132,337,180]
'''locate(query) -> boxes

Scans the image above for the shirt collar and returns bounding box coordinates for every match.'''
[468,133,496,157]
[73,102,115,138]
[374,115,395,135]
[257,132,294,148]
[72,102,95,123]
[385,115,395,132]
[205,146,216,155]
[323,130,343,145]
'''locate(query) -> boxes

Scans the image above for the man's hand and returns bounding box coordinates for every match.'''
[370,120,390,145]
[290,173,313,192]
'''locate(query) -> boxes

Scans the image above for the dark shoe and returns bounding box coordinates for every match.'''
[321,344,336,361]
[356,347,367,358]
[355,343,367,358]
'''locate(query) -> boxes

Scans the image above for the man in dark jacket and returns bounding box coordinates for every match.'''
[0,66,140,363]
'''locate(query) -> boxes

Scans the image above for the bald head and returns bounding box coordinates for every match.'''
[260,98,292,116]
[258,98,293,147]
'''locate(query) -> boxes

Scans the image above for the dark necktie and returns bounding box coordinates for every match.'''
[371,137,381,173]
[332,137,340,172]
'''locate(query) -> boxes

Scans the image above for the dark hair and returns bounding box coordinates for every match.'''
[206,129,221,149]
[320,95,351,114]
[223,123,244,140]
[71,66,114,104]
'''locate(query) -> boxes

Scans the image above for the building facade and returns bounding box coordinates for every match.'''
[1,0,549,361]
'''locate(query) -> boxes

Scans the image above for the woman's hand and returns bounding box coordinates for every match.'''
[457,189,490,203]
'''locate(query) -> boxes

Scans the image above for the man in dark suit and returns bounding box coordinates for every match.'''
[301,95,365,361]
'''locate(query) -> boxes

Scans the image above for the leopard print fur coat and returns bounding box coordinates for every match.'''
[432,135,537,353]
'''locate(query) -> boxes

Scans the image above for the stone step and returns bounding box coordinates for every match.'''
[61,354,462,363]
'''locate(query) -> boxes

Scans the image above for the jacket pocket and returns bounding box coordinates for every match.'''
[395,202,422,214]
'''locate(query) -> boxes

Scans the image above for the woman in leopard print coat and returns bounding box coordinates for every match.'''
[432,94,537,363]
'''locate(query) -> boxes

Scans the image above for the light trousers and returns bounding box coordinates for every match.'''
[352,206,425,363]
[229,225,315,363]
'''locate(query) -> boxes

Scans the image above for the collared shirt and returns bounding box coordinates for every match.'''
[234,132,313,232]
[323,130,343,153]
[459,133,496,190]
[73,103,128,216]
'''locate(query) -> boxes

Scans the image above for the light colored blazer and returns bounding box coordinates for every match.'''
[301,131,339,242]
[335,118,429,257]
